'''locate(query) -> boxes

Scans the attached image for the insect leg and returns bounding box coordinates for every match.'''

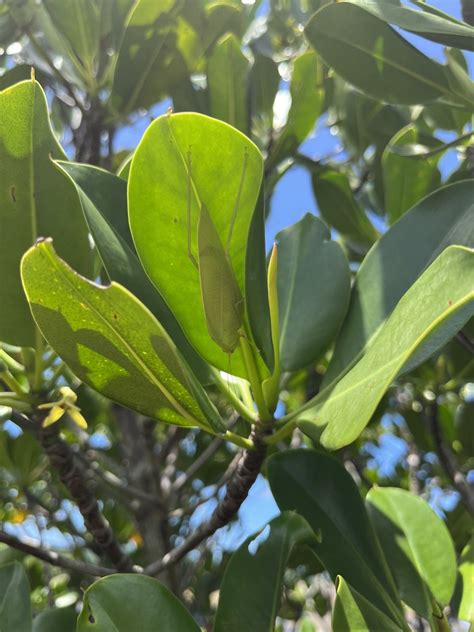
[187,148,198,270]
[226,149,249,254]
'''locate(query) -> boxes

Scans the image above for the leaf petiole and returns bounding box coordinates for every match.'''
[212,369,258,424]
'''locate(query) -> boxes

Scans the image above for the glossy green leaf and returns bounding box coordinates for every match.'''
[32,607,76,632]
[203,2,245,41]
[325,181,474,385]
[269,51,323,165]
[366,487,457,618]
[276,214,350,371]
[311,168,378,246]
[207,33,250,133]
[249,54,280,135]
[298,246,474,449]
[424,99,471,133]
[454,535,474,622]
[214,513,317,632]
[111,0,198,114]
[333,577,404,632]
[57,161,211,383]
[38,0,101,79]
[268,450,405,628]
[346,0,474,51]
[77,575,199,632]
[383,125,441,224]
[245,185,274,373]
[129,112,266,377]
[0,562,32,632]
[0,79,91,346]
[197,204,244,354]
[21,240,223,433]
[444,47,474,106]
[305,3,461,106]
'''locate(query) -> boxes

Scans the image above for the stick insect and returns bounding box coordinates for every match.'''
[186,148,249,356]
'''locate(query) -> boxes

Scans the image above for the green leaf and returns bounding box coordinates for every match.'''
[331,77,411,158]
[0,79,91,347]
[0,4,20,47]
[268,449,406,628]
[57,161,211,383]
[383,124,441,224]
[444,46,474,106]
[276,214,350,371]
[311,168,378,247]
[0,429,43,486]
[454,535,474,622]
[0,66,49,91]
[243,187,274,379]
[214,513,317,632]
[129,112,266,377]
[77,574,200,632]
[366,487,457,619]
[298,246,474,449]
[21,240,223,433]
[424,99,471,133]
[207,33,250,133]
[249,54,280,135]
[38,0,101,80]
[0,562,32,632]
[333,577,404,632]
[32,607,76,632]
[305,3,462,106]
[269,51,323,165]
[111,0,198,114]
[325,181,474,385]
[346,0,474,51]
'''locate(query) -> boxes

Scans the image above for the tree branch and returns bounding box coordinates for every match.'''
[426,399,474,516]
[144,426,269,576]
[38,420,134,571]
[0,529,115,577]
[173,415,239,492]
[75,448,165,510]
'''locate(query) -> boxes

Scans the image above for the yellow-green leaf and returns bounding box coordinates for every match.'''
[129,112,265,377]
[298,246,474,449]
[21,240,223,433]
[0,79,91,346]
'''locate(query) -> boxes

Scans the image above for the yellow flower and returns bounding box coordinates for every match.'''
[38,386,87,429]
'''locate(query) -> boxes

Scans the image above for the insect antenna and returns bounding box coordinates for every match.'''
[226,149,249,255]
[187,148,198,269]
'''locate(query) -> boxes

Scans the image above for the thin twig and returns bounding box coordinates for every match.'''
[169,452,240,520]
[0,529,115,577]
[144,426,269,576]
[426,399,474,516]
[173,415,239,492]
[24,26,82,109]
[75,449,165,509]
[158,426,183,465]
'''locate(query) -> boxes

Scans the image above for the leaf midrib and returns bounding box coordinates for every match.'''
[311,8,472,107]
[41,245,198,424]
[279,463,406,627]
[381,495,432,609]
[317,291,472,410]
